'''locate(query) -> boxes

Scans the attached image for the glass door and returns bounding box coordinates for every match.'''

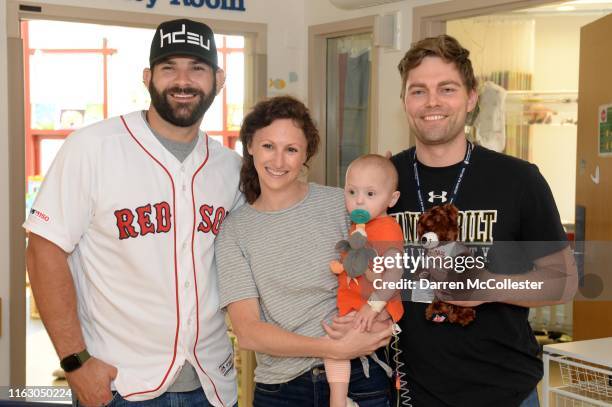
[325,32,372,187]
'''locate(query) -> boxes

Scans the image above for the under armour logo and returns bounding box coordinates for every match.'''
[160,24,210,50]
[428,191,448,203]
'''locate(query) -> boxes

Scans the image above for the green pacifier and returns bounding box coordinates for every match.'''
[350,209,371,224]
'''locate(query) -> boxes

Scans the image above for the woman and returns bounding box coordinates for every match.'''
[215,96,394,407]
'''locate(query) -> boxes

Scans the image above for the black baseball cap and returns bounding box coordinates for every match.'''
[149,19,218,68]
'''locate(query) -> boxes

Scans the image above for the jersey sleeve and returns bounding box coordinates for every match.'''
[215,218,260,309]
[23,132,97,253]
[519,163,568,260]
[229,189,245,214]
[226,148,245,214]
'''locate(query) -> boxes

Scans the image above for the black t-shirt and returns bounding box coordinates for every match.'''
[389,145,567,407]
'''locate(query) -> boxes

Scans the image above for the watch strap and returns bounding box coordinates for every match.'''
[76,349,91,364]
[60,349,91,372]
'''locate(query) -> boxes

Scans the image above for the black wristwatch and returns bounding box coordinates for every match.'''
[60,349,91,372]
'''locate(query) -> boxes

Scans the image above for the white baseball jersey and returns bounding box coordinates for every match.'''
[24,111,243,406]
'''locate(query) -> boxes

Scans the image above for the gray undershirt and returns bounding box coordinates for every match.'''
[142,110,199,163]
[142,110,201,392]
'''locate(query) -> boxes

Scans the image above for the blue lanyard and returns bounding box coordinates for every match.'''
[413,141,473,213]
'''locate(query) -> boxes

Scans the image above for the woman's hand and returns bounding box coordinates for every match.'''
[322,311,391,339]
[322,311,393,359]
[327,322,393,360]
[322,311,357,339]
[229,299,392,360]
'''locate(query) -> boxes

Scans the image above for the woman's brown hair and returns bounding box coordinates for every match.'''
[239,96,320,204]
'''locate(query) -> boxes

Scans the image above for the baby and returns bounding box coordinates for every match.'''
[326,154,405,407]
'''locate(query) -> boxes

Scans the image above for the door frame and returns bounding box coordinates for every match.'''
[308,16,378,186]
[6,0,267,386]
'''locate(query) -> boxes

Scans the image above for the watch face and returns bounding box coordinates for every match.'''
[60,354,82,372]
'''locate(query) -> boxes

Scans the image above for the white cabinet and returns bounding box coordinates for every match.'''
[543,338,612,406]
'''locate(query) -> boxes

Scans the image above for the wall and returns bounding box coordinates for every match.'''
[0,0,10,388]
[448,14,599,90]
[9,0,308,97]
[447,17,535,83]
[530,14,601,224]
[305,0,447,155]
[529,125,577,224]
[533,14,599,91]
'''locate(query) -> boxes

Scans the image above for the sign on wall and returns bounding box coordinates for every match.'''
[599,103,612,156]
[135,0,246,11]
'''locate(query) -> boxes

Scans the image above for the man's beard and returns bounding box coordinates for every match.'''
[148,80,216,127]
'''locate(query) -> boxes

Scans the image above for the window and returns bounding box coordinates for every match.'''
[23,19,246,186]
[202,34,245,153]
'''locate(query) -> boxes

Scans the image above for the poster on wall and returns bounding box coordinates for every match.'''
[599,103,612,156]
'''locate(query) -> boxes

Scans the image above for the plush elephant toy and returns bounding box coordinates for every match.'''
[330,224,378,283]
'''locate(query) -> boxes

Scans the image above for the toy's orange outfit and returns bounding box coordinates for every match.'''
[336,216,404,321]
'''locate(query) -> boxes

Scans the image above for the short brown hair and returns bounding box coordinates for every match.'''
[239,96,320,204]
[397,34,477,100]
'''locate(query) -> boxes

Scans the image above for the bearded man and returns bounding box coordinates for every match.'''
[24,19,242,407]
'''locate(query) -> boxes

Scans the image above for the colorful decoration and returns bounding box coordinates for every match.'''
[268,78,286,90]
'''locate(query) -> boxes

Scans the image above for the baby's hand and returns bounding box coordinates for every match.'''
[375,308,391,322]
[354,304,379,332]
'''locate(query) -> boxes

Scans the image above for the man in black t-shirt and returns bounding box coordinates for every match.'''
[389,35,578,407]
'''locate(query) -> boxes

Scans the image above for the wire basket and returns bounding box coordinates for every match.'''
[553,394,605,407]
[556,355,612,405]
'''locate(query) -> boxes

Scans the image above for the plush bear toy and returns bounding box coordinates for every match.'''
[417,204,476,327]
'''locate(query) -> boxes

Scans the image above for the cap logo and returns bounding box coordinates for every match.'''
[160,24,210,51]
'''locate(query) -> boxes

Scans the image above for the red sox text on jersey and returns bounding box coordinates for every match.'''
[114,202,227,239]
